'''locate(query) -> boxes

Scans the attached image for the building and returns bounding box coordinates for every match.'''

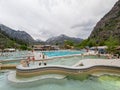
[90,46,107,54]
[3,48,16,52]
[33,45,59,51]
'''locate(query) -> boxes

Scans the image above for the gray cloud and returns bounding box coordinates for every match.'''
[0,0,118,40]
[71,20,96,29]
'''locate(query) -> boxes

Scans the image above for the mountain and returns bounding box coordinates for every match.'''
[34,39,45,45]
[89,0,120,44]
[46,34,83,45]
[0,24,35,44]
[35,39,44,42]
[0,29,15,48]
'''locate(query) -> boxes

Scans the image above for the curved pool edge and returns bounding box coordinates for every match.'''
[7,65,120,84]
[7,71,66,84]
[16,59,120,77]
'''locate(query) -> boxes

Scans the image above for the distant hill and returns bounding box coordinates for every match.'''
[89,0,120,44]
[0,24,35,45]
[46,34,83,45]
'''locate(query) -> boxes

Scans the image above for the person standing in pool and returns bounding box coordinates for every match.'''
[43,54,45,59]
[41,52,46,59]
[41,52,47,65]
[26,60,30,67]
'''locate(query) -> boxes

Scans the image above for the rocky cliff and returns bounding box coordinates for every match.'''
[89,0,120,43]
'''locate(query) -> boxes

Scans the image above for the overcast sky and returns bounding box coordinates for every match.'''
[0,0,118,40]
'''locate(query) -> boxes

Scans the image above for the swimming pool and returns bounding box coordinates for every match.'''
[0,51,29,60]
[13,54,107,68]
[28,56,82,67]
[40,55,106,66]
[0,50,84,61]
[0,50,85,66]
[39,50,84,57]
[1,54,107,67]
[1,50,120,90]
[0,71,120,90]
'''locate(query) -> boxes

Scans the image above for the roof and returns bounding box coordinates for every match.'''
[4,48,16,51]
[90,46,108,49]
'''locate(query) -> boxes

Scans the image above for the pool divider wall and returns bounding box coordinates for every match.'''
[16,66,120,78]
[16,69,90,81]
[1,64,16,70]
[0,59,26,63]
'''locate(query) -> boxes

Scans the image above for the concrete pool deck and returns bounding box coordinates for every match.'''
[74,59,120,67]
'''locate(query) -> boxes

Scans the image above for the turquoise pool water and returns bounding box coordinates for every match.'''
[42,50,84,57]
[0,71,120,90]
[0,50,84,61]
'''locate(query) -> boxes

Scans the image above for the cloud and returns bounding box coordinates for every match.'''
[0,0,118,40]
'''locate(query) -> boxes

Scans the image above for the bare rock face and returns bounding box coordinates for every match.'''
[0,24,35,44]
[89,0,120,43]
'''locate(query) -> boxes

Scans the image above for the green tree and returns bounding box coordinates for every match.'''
[105,36,119,53]
[75,39,91,49]
[64,40,74,49]
[20,45,28,50]
[64,40,74,46]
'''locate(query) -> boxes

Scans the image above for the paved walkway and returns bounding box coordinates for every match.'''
[74,59,120,68]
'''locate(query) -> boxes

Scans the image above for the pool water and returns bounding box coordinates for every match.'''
[29,56,82,67]
[47,56,82,66]
[0,71,120,90]
[47,55,106,66]
[0,50,83,61]
[0,50,85,66]
[42,50,84,57]
[28,55,107,67]
[0,51,29,60]
[1,55,107,66]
